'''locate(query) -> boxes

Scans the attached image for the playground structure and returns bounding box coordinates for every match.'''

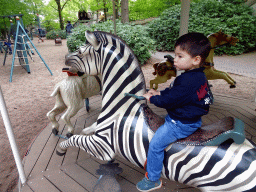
[150,30,239,90]
[0,14,52,82]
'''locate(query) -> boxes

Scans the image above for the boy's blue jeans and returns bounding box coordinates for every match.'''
[147,115,202,181]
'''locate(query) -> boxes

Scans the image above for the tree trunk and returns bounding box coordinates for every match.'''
[103,0,107,21]
[55,0,64,30]
[121,0,129,23]
[112,0,117,35]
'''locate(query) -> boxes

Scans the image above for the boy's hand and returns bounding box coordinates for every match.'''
[143,89,160,102]
[148,89,160,96]
[143,92,153,101]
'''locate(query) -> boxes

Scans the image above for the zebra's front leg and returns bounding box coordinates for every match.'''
[56,134,116,161]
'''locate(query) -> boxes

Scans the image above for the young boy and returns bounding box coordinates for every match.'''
[137,32,213,192]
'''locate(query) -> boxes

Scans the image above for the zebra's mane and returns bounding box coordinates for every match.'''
[93,31,146,93]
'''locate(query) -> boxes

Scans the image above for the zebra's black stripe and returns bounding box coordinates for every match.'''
[102,53,134,98]
[101,69,143,112]
[80,137,88,153]
[163,143,188,180]
[89,136,105,160]
[142,120,150,157]
[198,146,256,187]
[103,43,125,85]
[102,45,116,76]
[95,123,115,151]
[118,100,138,161]
[92,136,112,160]
[98,82,144,125]
[174,145,205,181]
[184,139,233,184]
[84,136,97,158]
[129,108,144,168]
[243,184,256,192]
[91,47,99,74]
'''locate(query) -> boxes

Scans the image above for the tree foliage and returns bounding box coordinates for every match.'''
[148,0,256,55]
[0,0,43,38]
[67,20,156,64]
[129,0,180,21]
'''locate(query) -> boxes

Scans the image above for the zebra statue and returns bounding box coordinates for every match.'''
[57,31,256,191]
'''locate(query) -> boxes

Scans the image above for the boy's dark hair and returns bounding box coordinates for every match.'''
[174,32,211,66]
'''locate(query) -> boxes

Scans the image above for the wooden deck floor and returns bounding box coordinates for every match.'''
[19,93,256,192]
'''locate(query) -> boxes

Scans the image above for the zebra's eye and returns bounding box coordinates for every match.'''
[78,49,82,54]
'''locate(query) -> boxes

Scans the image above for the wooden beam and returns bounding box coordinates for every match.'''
[179,0,191,37]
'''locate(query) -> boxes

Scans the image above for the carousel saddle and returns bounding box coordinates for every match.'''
[143,105,245,146]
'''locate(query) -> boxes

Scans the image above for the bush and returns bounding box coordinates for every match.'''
[67,20,156,64]
[46,29,67,39]
[148,0,256,55]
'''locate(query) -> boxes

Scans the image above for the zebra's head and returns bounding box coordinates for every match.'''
[65,31,104,76]
[65,30,146,96]
[65,45,90,75]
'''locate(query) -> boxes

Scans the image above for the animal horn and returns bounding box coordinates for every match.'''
[85,31,100,50]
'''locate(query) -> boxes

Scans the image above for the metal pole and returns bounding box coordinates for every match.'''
[0,86,26,184]
[10,19,19,82]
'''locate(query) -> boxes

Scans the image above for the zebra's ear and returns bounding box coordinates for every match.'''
[85,31,100,50]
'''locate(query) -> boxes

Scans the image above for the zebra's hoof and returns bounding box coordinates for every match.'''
[66,132,73,138]
[230,84,236,88]
[52,128,59,136]
[56,146,67,156]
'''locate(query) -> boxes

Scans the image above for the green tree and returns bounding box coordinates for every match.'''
[0,0,41,38]
[148,0,256,55]
[52,0,71,30]
[129,0,179,21]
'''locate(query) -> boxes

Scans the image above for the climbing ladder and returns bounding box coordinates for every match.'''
[9,16,53,82]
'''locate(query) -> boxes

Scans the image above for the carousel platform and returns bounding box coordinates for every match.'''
[19,93,256,192]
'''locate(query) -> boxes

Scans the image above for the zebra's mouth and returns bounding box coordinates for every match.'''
[62,68,85,76]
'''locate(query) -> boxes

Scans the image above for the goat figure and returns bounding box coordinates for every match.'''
[47,69,101,138]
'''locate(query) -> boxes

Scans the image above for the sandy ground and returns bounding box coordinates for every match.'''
[0,38,255,192]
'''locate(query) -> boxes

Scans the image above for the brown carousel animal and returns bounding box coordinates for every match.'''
[150,55,176,90]
[204,29,239,88]
[150,30,239,90]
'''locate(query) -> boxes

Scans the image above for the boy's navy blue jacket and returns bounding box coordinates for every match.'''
[150,67,213,124]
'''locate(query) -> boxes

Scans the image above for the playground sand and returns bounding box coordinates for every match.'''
[0,39,255,192]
